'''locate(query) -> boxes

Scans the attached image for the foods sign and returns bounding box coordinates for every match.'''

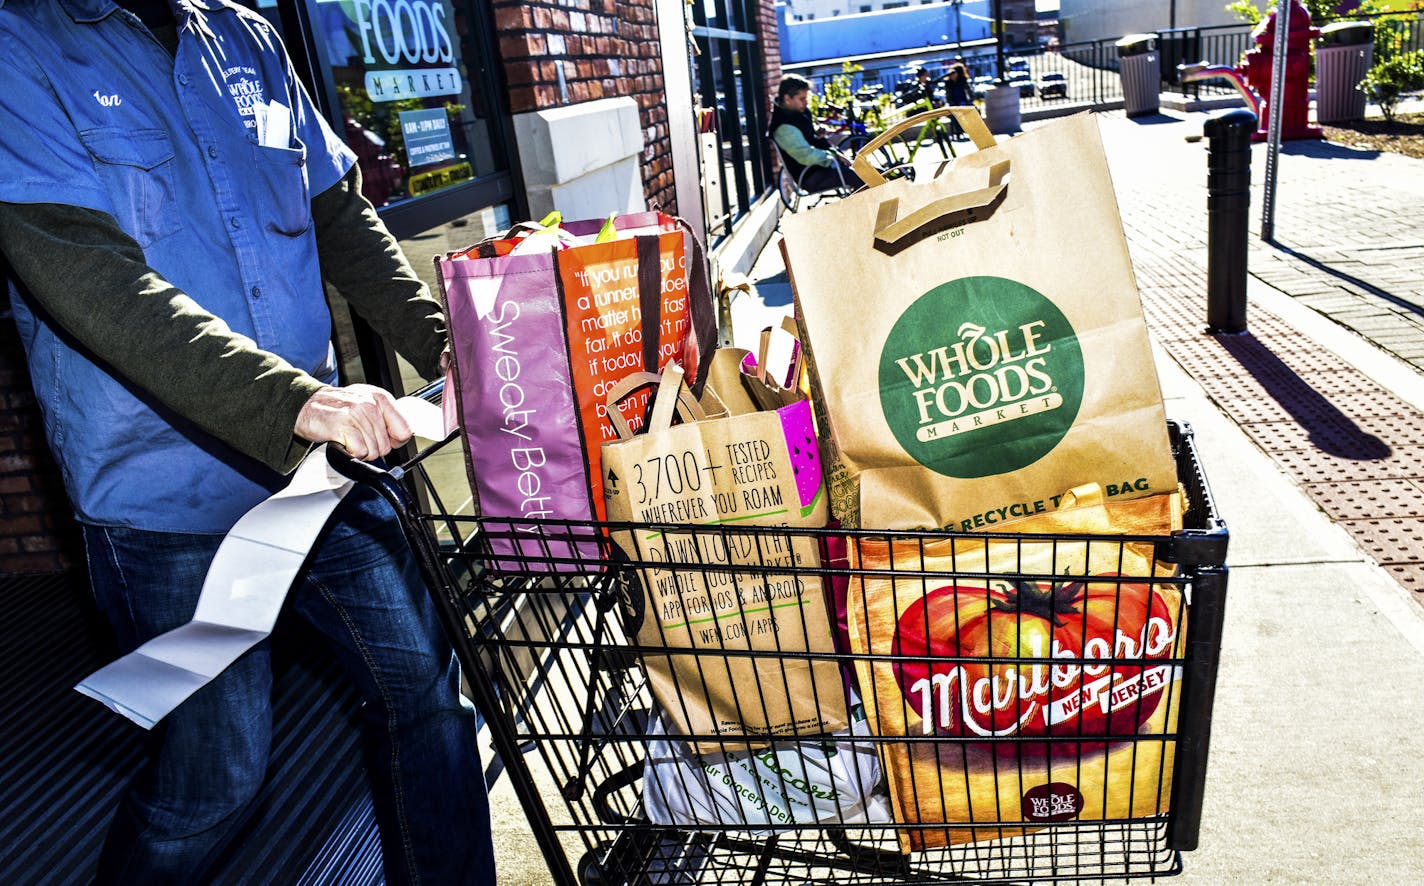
[351,0,462,101]
[877,276,1085,479]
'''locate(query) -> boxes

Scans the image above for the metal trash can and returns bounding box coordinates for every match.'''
[1117,33,1161,117]
[983,83,1021,135]
[1155,27,1201,90]
[1316,20,1374,124]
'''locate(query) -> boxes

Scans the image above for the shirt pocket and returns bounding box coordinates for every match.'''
[251,139,312,236]
[78,128,180,248]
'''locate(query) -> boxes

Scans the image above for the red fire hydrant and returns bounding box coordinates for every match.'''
[1243,0,1322,141]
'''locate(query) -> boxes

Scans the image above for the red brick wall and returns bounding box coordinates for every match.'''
[756,0,782,175]
[491,0,675,213]
[0,316,80,575]
[757,0,781,124]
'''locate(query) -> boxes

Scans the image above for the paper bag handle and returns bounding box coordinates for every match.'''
[852,106,997,187]
[1058,483,1107,510]
[872,159,1011,247]
[605,366,707,440]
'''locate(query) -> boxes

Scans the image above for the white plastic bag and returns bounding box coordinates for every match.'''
[643,692,892,834]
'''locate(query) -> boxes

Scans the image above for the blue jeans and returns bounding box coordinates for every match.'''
[83,486,495,885]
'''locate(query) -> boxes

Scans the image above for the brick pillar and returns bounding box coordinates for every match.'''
[757,0,783,176]
[491,0,676,213]
[757,0,782,122]
[0,316,80,575]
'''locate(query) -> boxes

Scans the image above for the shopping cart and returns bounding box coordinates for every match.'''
[331,384,1228,886]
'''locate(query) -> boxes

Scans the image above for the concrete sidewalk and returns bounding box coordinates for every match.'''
[488,108,1424,884]
[727,107,1424,883]
[1102,109,1424,602]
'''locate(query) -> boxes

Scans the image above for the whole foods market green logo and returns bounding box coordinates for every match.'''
[878,277,1083,478]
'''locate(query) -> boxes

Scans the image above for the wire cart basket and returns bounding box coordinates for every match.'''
[332,394,1228,886]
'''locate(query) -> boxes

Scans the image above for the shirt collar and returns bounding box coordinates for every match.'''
[53,0,226,23]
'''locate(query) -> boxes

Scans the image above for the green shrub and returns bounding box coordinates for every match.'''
[1359,49,1424,121]
[1225,1,1388,26]
[809,62,860,118]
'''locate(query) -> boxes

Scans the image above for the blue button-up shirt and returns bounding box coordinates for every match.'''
[0,0,355,532]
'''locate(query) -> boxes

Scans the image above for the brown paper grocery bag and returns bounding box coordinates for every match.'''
[845,486,1187,851]
[782,110,1176,531]
[601,365,846,751]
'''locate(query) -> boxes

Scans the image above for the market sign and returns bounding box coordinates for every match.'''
[352,0,463,102]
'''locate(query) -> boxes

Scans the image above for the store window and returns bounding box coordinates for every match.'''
[306,0,501,208]
[238,1,518,515]
[240,1,516,243]
[691,0,773,243]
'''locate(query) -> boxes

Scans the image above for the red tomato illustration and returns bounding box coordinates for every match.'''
[892,575,1179,755]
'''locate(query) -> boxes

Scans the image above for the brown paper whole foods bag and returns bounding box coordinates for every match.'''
[846,487,1186,851]
[782,112,1176,530]
[602,367,846,751]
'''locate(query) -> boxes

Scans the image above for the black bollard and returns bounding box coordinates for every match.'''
[1202,108,1257,334]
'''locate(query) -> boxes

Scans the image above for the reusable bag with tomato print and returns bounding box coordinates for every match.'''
[845,486,1187,852]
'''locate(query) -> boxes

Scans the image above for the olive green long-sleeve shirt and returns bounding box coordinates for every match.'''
[0,164,446,474]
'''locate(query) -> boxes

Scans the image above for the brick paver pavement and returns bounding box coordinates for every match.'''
[1100,113,1424,369]
[1095,110,1424,601]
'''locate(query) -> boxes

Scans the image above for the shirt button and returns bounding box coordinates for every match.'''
[178,74,189,86]
[230,216,241,229]
[207,146,218,159]
[250,286,262,299]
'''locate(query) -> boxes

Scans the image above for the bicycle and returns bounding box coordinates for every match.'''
[812,100,879,160]
[874,97,957,167]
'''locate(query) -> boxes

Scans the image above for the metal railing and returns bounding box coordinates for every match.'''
[824,10,1420,119]
[858,24,1253,115]
[1348,10,1424,58]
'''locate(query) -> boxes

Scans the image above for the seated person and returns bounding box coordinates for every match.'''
[768,74,864,195]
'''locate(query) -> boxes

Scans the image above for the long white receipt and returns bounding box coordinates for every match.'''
[75,397,446,729]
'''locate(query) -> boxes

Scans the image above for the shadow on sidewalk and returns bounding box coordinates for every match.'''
[1214,331,1390,460]
[750,269,794,307]
[1268,242,1424,319]
[1281,138,1382,161]
[1124,113,1181,126]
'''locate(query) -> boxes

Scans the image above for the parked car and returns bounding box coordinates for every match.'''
[1038,71,1068,99]
[1007,69,1035,98]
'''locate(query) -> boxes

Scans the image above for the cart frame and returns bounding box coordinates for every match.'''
[331,391,1228,886]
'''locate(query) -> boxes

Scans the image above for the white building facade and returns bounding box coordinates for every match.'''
[1057,0,1243,45]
